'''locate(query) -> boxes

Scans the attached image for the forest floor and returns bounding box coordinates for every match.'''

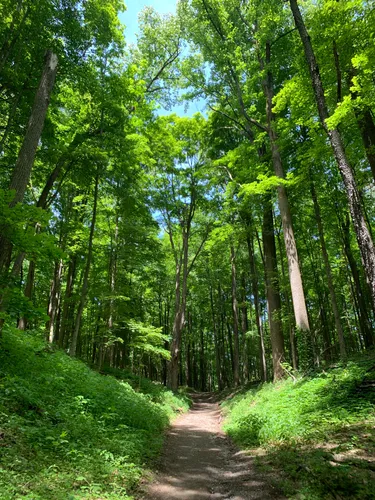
[139,393,285,500]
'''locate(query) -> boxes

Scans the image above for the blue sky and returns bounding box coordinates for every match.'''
[118,0,206,117]
[119,0,177,45]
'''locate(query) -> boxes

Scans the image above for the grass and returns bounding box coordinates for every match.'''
[222,355,375,499]
[0,327,190,499]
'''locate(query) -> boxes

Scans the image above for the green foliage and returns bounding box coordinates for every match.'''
[222,357,375,499]
[0,189,59,259]
[127,320,171,359]
[0,327,188,499]
[223,358,375,446]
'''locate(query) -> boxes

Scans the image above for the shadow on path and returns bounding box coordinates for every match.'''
[140,393,285,499]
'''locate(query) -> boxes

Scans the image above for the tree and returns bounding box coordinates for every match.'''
[149,114,211,390]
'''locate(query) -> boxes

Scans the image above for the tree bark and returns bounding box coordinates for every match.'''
[290,0,375,313]
[210,284,223,390]
[69,172,99,357]
[311,181,346,359]
[0,50,58,274]
[246,232,267,381]
[263,41,310,333]
[59,255,77,348]
[168,225,189,391]
[275,230,298,370]
[199,327,206,391]
[169,268,185,389]
[46,259,64,343]
[341,216,374,348]
[263,200,285,380]
[17,259,36,330]
[230,244,240,387]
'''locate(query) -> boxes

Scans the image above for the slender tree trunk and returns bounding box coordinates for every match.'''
[17,259,36,330]
[230,244,240,386]
[311,181,346,358]
[46,259,64,343]
[290,0,375,312]
[169,280,184,390]
[200,327,206,391]
[169,226,189,390]
[210,284,223,390]
[99,214,119,368]
[69,172,99,357]
[341,216,374,348]
[246,232,267,381]
[59,255,77,348]
[240,273,249,383]
[263,200,285,380]
[0,50,58,274]
[263,41,310,333]
[275,230,298,370]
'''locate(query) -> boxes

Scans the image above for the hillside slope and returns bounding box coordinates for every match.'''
[0,327,189,499]
[222,357,375,499]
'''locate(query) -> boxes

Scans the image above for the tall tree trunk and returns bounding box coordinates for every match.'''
[263,41,310,333]
[341,216,374,348]
[169,226,189,391]
[69,172,99,357]
[185,311,192,388]
[199,327,206,391]
[46,259,64,343]
[263,200,285,380]
[210,284,223,390]
[59,255,77,348]
[17,259,36,330]
[311,181,346,359]
[290,0,375,312]
[240,273,249,383]
[0,50,58,274]
[246,232,267,381]
[230,244,240,387]
[99,214,119,369]
[275,230,298,370]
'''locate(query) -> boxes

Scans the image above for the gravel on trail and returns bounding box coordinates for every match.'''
[140,393,285,500]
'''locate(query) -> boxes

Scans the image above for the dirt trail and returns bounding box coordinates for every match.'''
[141,393,285,499]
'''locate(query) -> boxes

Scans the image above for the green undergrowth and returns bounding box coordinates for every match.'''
[0,327,190,499]
[222,355,375,499]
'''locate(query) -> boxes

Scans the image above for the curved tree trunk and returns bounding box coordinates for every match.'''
[290,0,375,313]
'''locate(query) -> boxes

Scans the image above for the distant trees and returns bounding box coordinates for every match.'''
[1,0,374,386]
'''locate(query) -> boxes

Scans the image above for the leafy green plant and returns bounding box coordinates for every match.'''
[0,326,189,499]
[222,357,375,499]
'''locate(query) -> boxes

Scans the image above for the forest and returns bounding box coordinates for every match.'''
[0,0,374,499]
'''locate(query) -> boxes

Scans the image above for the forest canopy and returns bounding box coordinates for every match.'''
[1,0,375,390]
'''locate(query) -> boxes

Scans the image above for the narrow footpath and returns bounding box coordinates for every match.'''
[141,393,285,499]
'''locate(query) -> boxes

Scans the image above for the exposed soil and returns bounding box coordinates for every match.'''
[140,393,285,499]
